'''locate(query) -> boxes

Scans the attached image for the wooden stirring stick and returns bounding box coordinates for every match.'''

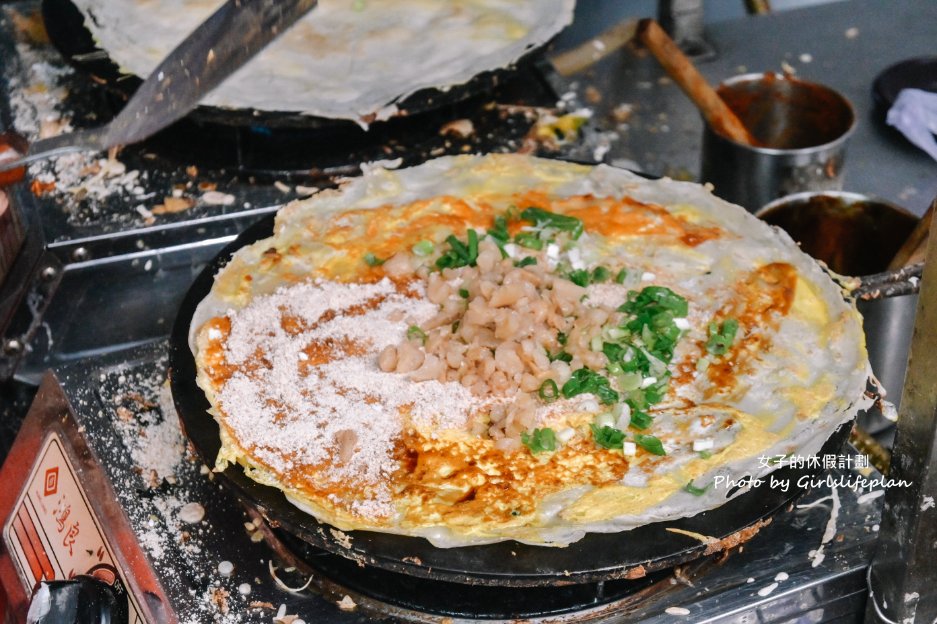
[888,197,935,270]
[637,19,759,147]
[550,19,639,78]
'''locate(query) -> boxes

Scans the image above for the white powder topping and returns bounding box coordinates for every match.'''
[214,277,479,519]
[585,282,630,308]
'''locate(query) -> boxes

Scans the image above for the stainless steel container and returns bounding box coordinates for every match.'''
[758,191,918,434]
[701,73,856,213]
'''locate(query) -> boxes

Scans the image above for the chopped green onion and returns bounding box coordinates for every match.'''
[521,427,557,454]
[590,424,625,449]
[514,256,537,268]
[562,368,619,405]
[706,318,739,356]
[698,450,713,460]
[630,410,653,430]
[615,268,628,284]
[634,433,666,456]
[407,325,427,344]
[411,240,434,256]
[566,269,591,287]
[684,480,709,496]
[618,286,689,318]
[549,350,573,363]
[592,266,611,283]
[557,332,568,346]
[451,320,460,334]
[520,207,584,240]
[514,231,544,250]
[487,215,510,243]
[435,230,480,269]
[590,335,603,352]
[538,379,559,403]
[363,252,385,266]
[459,288,470,299]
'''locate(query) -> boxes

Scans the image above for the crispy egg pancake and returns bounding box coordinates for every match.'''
[190,155,870,547]
[72,0,575,123]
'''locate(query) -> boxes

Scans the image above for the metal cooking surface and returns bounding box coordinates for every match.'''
[170,213,853,588]
[46,338,883,622]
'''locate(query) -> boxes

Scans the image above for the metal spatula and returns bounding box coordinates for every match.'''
[0,0,317,172]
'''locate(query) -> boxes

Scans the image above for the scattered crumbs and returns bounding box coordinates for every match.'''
[857,490,885,505]
[774,572,789,582]
[845,27,859,39]
[295,185,319,197]
[238,583,252,596]
[329,528,353,549]
[905,592,920,603]
[209,586,230,615]
[665,606,690,616]
[178,502,206,524]
[873,524,880,532]
[799,53,813,63]
[274,180,292,194]
[809,547,825,568]
[152,196,195,215]
[922,496,936,511]
[440,118,475,138]
[202,190,236,206]
[757,582,779,597]
[746,578,755,583]
[610,103,633,125]
[337,595,358,611]
[218,560,235,577]
[780,60,796,75]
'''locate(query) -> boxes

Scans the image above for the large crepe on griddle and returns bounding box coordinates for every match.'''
[189,154,870,547]
[71,0,575,123]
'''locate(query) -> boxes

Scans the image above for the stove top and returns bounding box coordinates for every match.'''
[0,2,901,621]
[0,340,884,623]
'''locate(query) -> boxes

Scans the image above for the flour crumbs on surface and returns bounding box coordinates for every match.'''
[215,277,479,519]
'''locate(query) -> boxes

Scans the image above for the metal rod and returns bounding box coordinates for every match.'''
[865,207,937,622]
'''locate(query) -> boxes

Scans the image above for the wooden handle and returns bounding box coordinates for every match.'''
[888,197,935,270]
[549,19,639,77]
[637,19,758,146]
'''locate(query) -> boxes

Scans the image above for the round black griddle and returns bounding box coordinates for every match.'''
[169,213,852,588]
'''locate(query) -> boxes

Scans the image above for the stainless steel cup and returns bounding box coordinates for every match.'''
[701,73,856,213]
[757,191,918,434]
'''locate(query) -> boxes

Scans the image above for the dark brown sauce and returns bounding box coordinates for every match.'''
[716,74,853,149]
